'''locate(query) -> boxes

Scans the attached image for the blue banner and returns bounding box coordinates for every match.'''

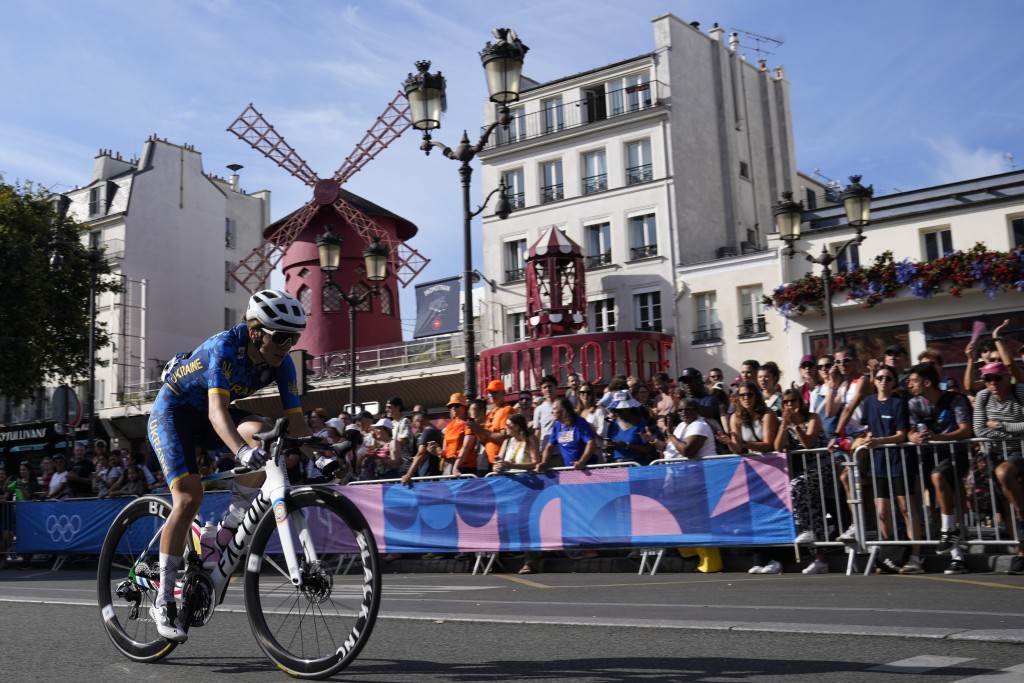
[15,492,229,554]
[14,456,794,555]
[339,455,795,553]
[413,276,461,338]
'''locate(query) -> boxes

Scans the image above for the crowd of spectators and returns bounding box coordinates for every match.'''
[5,323,1024,578]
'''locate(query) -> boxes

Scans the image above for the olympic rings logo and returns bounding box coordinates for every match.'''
[46,514,82,542]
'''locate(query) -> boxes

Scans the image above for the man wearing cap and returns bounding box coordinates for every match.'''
[442,393,477,475]
[972,360,1024,574]
[794,355,819,404]
[385,397,414,476]
[678,368,725,426]
[466,380,513,475]
[884,343,911,396]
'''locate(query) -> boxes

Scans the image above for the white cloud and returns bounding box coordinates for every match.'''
[921,136,1009,185]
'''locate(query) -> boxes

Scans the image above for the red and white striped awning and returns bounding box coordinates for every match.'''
[527,226,582,258]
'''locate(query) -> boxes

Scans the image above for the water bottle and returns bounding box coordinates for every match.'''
[200,521,218,570]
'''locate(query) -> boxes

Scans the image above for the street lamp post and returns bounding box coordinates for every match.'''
[773,175,874,352]
[403,28,527,399]
[48,195,103,446]
[316,227,390,411]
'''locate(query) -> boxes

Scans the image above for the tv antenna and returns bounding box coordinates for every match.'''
[1006,152,1017,170]
[729,28,783,60]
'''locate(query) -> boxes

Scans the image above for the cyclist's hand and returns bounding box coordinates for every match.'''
[237,444,267,469]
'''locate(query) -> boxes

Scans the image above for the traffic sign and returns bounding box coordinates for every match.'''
[52,386,83,427]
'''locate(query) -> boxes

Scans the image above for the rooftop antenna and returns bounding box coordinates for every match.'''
[728,27,783,60]
[1005,153,1016,170]
[813,169,843,203]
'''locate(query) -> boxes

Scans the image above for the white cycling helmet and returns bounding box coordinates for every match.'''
[246,289,306,332]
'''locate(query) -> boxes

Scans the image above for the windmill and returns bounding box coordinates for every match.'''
[226,92,429,293]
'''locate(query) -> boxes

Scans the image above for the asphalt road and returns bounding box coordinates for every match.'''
[1,568,1023,682]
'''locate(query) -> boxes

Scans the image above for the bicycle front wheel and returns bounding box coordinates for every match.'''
[96,495,179,662]
[244,486,381,679]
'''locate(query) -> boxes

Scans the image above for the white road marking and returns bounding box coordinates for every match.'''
[949,663,1024,682]
[868,656,974,674]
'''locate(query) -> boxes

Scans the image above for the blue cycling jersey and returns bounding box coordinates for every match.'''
[162,323,303,413]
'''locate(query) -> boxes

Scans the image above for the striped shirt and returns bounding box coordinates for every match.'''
[972,384,1024,439]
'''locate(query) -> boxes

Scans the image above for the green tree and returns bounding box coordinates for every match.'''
[0,178,119,403]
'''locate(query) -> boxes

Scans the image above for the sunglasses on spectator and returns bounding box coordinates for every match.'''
[982,374,1005,382]
[578,390,593,395]
[737,392,755,398]
[800,363,815,369]
[263,329,301,347]
[875,375,895,382]
[836,358,856,364]
[781,399,799,404]
[817,363,833,370]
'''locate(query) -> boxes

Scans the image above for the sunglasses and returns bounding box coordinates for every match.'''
[737,392,755,398]
[264,329,301,347]
[782,398,799,404]
[875,375,895,382]
[817,363,833,370]
[982,374,1004,382]
[578,390,594,395]
[836,358,856,364]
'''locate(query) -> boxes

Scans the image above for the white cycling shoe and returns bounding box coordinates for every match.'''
[150,602,188,643]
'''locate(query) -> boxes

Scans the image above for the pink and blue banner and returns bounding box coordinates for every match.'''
[338,454,795,553]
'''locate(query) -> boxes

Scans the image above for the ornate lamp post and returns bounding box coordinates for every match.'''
[773,175,874,351]
[316,226,390,411]
[403,28,527,399]
[48,195,103,446]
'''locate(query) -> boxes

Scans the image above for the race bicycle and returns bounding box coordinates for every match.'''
[96,418,381,679]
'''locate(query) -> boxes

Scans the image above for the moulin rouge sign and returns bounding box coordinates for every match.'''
[478,331,673,393]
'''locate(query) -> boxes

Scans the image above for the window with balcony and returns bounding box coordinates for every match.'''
[590,298,616,332]
[694,292,721,344]
[507,311,528,343]
[628,213,657,260]
[502,168,525,210]
[507,107,526,142]
[626,139,653,185]
[543,97,564,133]
[924,228,953,261]
[582,150,607,195]
[585,222,612,269]
[504,238,527,283]
[540,160,563,203]
[739,285,767,338]
[634,291,662,331]
[609,72,651,116]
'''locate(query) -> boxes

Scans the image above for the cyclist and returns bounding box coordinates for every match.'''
[147,289,309,642]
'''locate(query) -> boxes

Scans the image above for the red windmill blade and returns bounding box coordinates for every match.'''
[226,92,429,292]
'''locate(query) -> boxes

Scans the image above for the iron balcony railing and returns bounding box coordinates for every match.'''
[693,326,722,344]
[486,80,666,148]
[738,319,768,339]
[626,164,653,185]
[505,268,525,283]
[585,252,612,269]
[541,183,564,204]
[506,191,525,210]
[629,244,658,260]
[582,173,608,195]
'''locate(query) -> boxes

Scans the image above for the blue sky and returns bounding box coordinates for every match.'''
[3,0,1022,335]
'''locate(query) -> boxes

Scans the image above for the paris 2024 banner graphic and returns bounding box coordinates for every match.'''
[339,454,795,553]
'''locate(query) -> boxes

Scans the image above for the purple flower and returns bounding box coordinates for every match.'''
[895,259,917,285]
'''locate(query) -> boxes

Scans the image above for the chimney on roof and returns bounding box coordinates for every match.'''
[227,164,243,192]
[708,22,725,42]
[729,31,740,52]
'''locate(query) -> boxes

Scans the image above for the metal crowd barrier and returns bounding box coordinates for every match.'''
[845,437,1022,574]
[0,499,15,568]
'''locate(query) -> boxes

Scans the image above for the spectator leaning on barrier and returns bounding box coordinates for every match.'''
[906,362,973,574]
[400,412,443,485]
[605,391,656,465]
[537,397,596,471]
[494,413,540,473]
[660,397,716,459]
[65,442,95,498]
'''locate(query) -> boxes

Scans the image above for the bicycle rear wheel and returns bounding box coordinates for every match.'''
[96,495,181,662]
[244,487,381,679]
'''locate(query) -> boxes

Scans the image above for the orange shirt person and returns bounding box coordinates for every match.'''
[466,380,513,471]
